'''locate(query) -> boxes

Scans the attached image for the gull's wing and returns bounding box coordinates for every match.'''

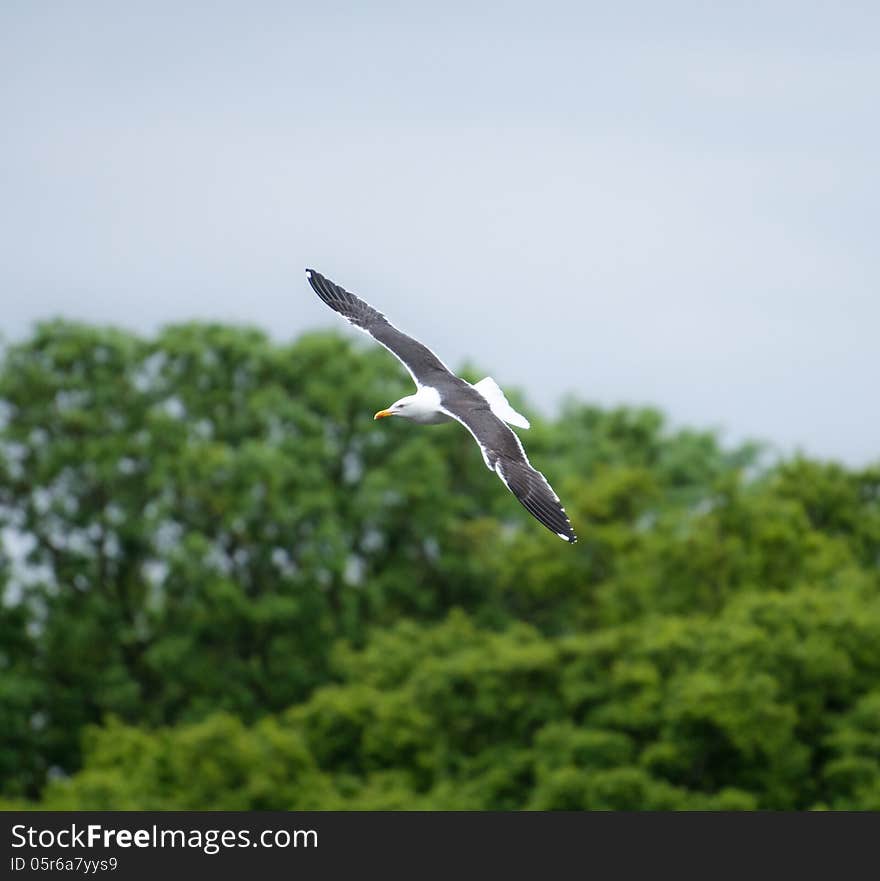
[307,269,453,388]
[439,398,577,544]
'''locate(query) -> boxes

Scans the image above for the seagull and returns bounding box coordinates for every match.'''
[307,269,577,543]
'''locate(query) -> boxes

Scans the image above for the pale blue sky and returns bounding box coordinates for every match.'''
[2,2,878,463]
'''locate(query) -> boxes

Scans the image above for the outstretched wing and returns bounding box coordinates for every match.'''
[440,399,577,544]
[307,269,453,388]
[494,457,577,543]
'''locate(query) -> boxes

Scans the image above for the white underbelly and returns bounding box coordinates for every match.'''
[411,410,453,425]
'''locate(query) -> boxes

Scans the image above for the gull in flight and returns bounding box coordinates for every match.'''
[307,269,576,543]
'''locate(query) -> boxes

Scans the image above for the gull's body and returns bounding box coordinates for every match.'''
[307,269,577,543]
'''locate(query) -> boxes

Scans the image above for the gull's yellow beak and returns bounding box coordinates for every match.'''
[374,409,393,420]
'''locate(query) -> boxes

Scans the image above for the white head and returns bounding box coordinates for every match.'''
[373,386,445,424]
[374,394,420,421]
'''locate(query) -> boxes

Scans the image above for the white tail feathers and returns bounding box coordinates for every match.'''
[473,377,530,429]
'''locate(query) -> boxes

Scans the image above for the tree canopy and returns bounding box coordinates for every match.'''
[1,320,879,809]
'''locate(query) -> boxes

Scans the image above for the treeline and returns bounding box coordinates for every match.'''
[1,321,879,809]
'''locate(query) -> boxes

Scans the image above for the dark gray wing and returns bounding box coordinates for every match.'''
[496,457,577,543]
[439,397,577,544]
[307,269,453,387]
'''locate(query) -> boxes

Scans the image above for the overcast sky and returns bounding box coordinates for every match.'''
[2,2,878,464]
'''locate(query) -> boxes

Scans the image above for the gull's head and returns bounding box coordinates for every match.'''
[374,395,417,420]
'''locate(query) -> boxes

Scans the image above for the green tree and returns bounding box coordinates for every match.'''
[2,320,879,809]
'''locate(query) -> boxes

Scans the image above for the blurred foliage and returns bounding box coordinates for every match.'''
[0,320,879,810]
